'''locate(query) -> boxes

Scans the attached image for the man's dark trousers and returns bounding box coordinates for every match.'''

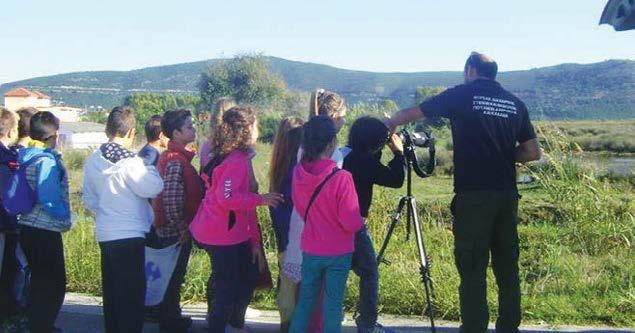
[451,190,521,333]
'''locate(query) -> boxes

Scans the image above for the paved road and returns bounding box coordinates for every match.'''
[55,294,633,333]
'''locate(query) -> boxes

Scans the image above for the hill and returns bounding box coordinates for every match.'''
[1,57,634,119]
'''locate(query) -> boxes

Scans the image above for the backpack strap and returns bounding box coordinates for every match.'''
[303,167,342,223]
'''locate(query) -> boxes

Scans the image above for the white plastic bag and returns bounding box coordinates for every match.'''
[144,243,180,306]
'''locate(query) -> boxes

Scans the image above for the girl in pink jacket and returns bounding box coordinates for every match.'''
[289,115,364,333]
[189,106,283,333]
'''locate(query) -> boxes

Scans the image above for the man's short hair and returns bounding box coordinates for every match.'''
[465,52,498,79]
[16,107,38,138]
[106,106,136,138]
[144,115,163,142]
[0,107,17,137]
[30,111,60,142]
[161,109,192,139]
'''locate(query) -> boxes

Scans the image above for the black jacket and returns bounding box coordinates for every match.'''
[343,149,405,218]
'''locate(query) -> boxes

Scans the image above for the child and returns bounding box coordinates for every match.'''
[151,109,204,333]
[83,106,164,333]
[138,114,168,167]
[0,107,19,323]
[189,106,283,333]
[267,117,304,333]
[343,116,405,333]
[199,97,236,171]
[15,107,37,148]
[17,111,71,333]
[283,89,349,332]
[289,115,363,333]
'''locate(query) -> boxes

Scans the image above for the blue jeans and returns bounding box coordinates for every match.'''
[200,242,258,333]
[351,225,379,331]
[290,253,352,333]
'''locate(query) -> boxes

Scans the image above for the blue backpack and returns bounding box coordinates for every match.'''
[1,153,53,216]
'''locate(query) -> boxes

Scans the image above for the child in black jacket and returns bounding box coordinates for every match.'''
[342,116,405,333]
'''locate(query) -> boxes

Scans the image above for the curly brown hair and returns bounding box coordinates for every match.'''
[212,106,257,158]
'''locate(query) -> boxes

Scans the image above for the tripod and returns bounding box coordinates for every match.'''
[376,156,437,333]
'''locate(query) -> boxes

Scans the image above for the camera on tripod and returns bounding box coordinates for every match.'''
[396,128,436,178]
[376,128,438,332]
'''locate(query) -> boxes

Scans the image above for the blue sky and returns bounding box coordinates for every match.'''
[1,0,633,84]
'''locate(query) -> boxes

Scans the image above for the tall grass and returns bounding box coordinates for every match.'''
[60,127,635,326]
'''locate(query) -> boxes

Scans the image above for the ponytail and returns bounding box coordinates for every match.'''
[309,89,346,120]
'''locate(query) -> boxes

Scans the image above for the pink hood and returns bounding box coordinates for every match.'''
[292,159,363,256]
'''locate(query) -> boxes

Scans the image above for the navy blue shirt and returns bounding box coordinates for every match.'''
[269,163,295,253]
[420,79,536,192]
[138,144,160,167]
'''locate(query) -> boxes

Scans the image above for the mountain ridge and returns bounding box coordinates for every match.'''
[1,56,634,119]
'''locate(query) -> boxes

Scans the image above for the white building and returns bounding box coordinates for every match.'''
[58,122,108,149]
[3,87,82,121]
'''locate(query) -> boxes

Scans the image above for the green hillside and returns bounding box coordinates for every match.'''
[1,57,634,119]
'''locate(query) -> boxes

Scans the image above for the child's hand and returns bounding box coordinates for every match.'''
[388,134,404,155]
[252,246,266,273]
[261,193,284,208]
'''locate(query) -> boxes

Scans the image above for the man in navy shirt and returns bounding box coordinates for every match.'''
[138,115,167,167]
[386,52,541,333]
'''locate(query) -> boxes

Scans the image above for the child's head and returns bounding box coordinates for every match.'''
[0,107,18,143]
[302,115,337,162]
[144,115,168,147]
[269,117,305,192]
[348,116,391,154]
[30,111,60,148]
[212,106,258,157]
[211,97,237,129]
[310,89,347,132]
[16,107,37,139]
[162,109,197,146]
[105,106,136,148]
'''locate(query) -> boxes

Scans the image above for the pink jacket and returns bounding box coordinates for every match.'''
[292,159,363,256]
[190,150,262,249]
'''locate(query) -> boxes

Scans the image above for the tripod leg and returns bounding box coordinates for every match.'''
[376,196,408,266]
[408,198,437,333]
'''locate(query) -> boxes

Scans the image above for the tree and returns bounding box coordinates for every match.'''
[414,86,449,129]
[198,55,287,110]
[122,92,201,135]
[414,86,446,105]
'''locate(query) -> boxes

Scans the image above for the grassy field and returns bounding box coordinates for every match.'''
[59,122,634,327]
[536,120,635,154]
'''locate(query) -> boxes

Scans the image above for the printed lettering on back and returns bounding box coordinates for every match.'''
[223,179,232,199]
[473,95,517,119]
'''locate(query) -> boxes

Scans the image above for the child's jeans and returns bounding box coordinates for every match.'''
[351,224,380,331]
[277,252,323,333]
[290,252,352,333]
[201,241,258,333]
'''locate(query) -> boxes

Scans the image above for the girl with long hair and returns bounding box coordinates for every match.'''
[189,106,283,333]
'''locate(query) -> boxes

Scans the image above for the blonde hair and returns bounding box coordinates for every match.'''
[309,89,347,120]
[212,97,237,129]
[212,106,257,158]
[269,117,304,193]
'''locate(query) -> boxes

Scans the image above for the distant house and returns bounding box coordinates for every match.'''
[3,87,82,122]
[58,122,108,149]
